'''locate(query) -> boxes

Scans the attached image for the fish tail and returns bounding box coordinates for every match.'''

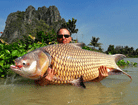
[107,54,132,80]
[112,54,126,63]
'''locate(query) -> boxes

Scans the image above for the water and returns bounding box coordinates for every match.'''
[0,58,138,105]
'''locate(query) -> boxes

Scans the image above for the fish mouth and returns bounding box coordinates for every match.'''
[10,65,21,71]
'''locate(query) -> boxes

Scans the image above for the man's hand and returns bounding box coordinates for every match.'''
[92,66,108,82]
[45,67,55,81]
[35,67,55,86]
[98,66,108,80]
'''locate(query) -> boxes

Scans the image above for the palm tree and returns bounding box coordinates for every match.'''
[88,36,102,49]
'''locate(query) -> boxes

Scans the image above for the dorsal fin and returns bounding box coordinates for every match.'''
[70,43,85,48]
[112,54,126,63]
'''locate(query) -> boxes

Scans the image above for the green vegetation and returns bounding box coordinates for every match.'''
[117,60,137,67]
[35,30,57,44]
[24,19,54,37]
[106,45,138,58]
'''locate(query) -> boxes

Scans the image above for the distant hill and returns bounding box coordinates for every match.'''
[0,5,65,43]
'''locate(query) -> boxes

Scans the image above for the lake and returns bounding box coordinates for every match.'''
[0,58,138,105]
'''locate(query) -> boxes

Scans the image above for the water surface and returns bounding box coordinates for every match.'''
[0,58,138,105]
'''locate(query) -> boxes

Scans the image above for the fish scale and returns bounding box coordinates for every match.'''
[40,44,116,84]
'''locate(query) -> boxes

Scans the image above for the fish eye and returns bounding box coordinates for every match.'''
[22,61,26,65]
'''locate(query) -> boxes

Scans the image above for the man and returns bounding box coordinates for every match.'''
[57,27,72,44]
[35,28,108,86]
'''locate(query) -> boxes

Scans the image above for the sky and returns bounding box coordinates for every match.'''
[0,0,138,51]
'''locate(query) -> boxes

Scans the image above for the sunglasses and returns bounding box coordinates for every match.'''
[57,34,70,38]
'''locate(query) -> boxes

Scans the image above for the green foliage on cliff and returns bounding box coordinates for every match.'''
[24,19,53,37]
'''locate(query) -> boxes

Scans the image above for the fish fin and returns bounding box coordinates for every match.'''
[108,68,132,80]
[112,54,126,63]
[36,50,51,78]
[42,51,51,66]
[70,43,85,48]
[70,76,86,88]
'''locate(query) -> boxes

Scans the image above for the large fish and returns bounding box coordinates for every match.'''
[10,43,132,88]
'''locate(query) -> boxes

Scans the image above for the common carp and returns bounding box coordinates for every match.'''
[10,43,132,88]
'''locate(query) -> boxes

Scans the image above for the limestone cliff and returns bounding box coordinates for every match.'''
[1,5,65,43]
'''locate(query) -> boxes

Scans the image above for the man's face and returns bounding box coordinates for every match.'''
[57,29,72,44]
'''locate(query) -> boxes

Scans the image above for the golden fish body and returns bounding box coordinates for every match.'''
[10,43,131,87]
[40,43,124,84]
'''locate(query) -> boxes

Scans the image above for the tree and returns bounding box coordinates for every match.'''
[88,36,102,49]
[61,18,78,35]
[98,47,103,52]
[106,45,116,54]
[115,46,123,54]
[135,48,138,56]
[124,46,129,54]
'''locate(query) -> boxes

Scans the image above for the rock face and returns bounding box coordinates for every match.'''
[1,5,65,43]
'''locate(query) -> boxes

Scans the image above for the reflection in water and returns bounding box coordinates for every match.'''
[0,60,138,105]
[4,73,16,85]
